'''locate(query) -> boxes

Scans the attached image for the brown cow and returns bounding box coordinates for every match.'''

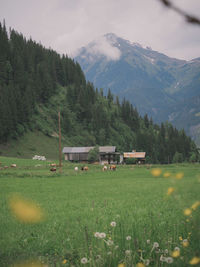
[50,167,56,172]
[81,166,89,171]
[109,165,116,171]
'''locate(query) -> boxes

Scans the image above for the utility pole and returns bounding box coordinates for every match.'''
[58,111,62,173]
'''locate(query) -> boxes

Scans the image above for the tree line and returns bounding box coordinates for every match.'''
[0,21,199,163]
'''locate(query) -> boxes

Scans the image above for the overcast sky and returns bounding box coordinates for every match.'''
[0,0,200,60]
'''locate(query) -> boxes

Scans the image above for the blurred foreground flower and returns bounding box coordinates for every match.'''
[182,239,189,247]
[191,201,200,210]
[172,250,180,258]
[184,208,192,216]
[9,194,44,223]
[118,264,125,267]
[151,168,162,177]
[167,187,175,195]
[136,263,145,267]
[175,172,184,179]
[163,172,171,178]
[189,257,200,265]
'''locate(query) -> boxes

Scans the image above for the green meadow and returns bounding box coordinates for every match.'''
[0,157,199,267]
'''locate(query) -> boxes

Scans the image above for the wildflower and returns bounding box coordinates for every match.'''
[126,236,131,241]
[172,250,180,258]
[144,259,150,266]
[115,245,119,249]
[146,239,150,244]
[182,239,189,247]
[9,194,44,223]
[94,232,100,238]
[99,232,106,238]
[118,264,125,267]
[160,255,166,262]
[167,187,175,195]
[175,172,184,179]
[164,249,169,254]
[151,168,162,177]
[189,257,200,265]
[107,251,112,255]
[136,263,145,267]
[179,236,183,241]
[174,247,180,251]
[191,201,200,210]
[153,242,159,248]
[184,208,192,216]
[81,257,88,264]
[62,259,67,264]
[165,257,174,264]
[163,172,171,178]
[125,250,131,255]
[110,221,116,227]
[106,240,114,246]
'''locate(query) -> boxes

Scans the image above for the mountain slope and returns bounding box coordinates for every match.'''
[75,33,200,145]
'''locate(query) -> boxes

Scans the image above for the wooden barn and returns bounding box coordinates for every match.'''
[62,146,120,164]
[123,150,146,163]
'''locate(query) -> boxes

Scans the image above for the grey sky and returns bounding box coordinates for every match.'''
[0,0,200,60]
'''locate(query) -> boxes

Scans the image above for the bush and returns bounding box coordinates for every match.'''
[125,158,137,164]
[88,146,99,163]
[173,152,183,163]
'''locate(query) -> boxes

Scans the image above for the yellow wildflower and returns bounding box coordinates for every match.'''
[163,172,171,178]
[179,236,183,241]
[118,264,125,267]
[62,259,67,264]
[184,208,192,216]
[151,168,162,177]
[172,250,180,258]
[9,194,44,223]
[175,172,184,179]
[167,187,175,195]
[136,263,145,267]
[189,257,200,265]
[182,239,189,247]
[191,201,200,210]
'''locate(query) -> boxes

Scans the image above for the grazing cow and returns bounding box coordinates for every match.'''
[4,166,9,169]
[11,164,17,168]
[50,163,56,167]
[81,166,89,171]
[50,167,56,172]
[102,166,108,171]
[109,165,116,171]
[74,167,78,171]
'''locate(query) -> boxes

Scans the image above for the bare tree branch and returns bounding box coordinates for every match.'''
[158,0,200,25]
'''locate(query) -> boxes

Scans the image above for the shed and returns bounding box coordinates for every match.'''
[62,146,120,164]
[123,150,146,163]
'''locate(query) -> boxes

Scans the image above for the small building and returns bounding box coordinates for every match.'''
[62,146,121,164]
[123,150,146,164]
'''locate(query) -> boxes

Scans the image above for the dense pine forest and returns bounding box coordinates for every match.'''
[0,21,199,163]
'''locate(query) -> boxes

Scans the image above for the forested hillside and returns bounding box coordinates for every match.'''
[0,22,199,163]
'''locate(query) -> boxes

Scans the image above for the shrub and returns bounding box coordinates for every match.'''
[88,146,99,163]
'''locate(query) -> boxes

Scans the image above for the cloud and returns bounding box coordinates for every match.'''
[0,0,200,60]
[88,36,121,61]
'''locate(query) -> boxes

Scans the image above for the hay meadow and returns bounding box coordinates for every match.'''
[0,156,199,267]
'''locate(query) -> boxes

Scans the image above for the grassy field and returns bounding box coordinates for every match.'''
[0,157,199,267]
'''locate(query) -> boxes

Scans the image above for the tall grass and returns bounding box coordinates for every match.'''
[0,157,199,266]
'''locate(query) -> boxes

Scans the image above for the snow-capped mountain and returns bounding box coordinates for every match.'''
[75,33,200,145]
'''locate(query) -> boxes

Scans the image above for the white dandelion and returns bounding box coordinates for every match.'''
[174,246,180,251]
[165,257,174,264]
[99,232,106,239]
[164,249,169,254]
[126,236,131,241]
[160,255,166,262]
[81,257,88,264]
[144,259,150,266]
[94,232,100,238]
[153,242,159,248]
[125,250,131,255]
[110,221,116,227]
[106,240,114,246]
[146,239,150,244]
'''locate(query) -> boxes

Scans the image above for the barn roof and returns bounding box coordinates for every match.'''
[62,146,116,154]
[123,152,146,158]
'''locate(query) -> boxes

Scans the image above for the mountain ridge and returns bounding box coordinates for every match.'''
[75,33,200,145]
